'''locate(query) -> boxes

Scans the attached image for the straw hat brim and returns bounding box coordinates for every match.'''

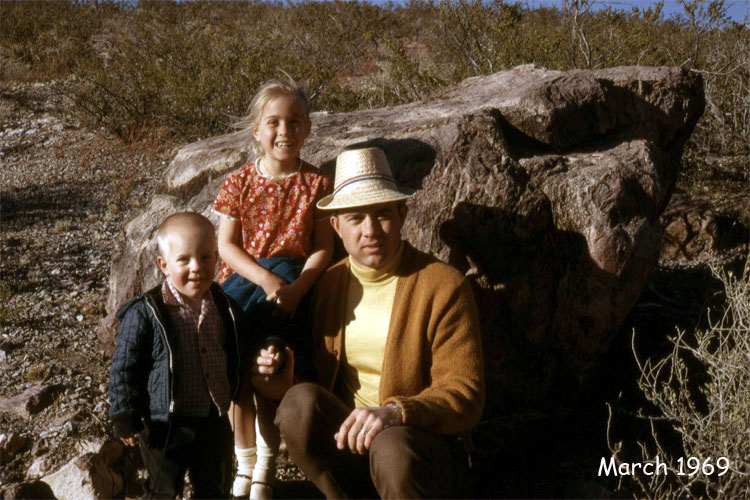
[317,185,414,211]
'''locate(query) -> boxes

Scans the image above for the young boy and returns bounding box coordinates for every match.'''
[108,211,246,498]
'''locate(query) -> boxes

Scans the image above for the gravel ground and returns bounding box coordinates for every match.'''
[0,79,171,487]
[0,80,318,498]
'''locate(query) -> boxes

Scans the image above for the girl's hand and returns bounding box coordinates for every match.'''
[260,272,288,297]
[268,283,303,315]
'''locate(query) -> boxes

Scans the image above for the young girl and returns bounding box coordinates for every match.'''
[213,77,333,499]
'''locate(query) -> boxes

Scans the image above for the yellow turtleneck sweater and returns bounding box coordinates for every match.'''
[339,244,404,408]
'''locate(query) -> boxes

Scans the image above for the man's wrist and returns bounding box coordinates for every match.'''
[385,402,404,425]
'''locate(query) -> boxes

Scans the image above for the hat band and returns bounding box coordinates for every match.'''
[332,173,396,196]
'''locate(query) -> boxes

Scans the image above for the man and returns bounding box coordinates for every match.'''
[254,147,485,498]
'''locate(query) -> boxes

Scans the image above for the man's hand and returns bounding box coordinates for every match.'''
[120,435,137,447]
[251,345,294,400]
[334,405,402,455]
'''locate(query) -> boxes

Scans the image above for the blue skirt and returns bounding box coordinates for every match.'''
[221,257,311,374]
[220,256,305,315]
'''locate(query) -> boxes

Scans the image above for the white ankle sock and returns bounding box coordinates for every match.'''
[233,446,256,497]
[235,445,256,477]
[253,403,279,486]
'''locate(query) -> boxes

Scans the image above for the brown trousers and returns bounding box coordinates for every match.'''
[275,383,467,499]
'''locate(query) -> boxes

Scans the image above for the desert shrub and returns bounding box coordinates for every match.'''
[1,0,747,153]
[69,1,278,139]
[265,0,392,110]
[381,36,446,103]
[686,22,750,154]
[608,257,750,498]
[383,0,749,155]
[429,0,525,77]
[0,0,121,80]
[67,0,393,140]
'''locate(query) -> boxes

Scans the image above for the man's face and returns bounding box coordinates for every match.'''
[157,226,217,307]
[330,202,406,271]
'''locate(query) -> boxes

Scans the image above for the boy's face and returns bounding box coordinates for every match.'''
[330,202,406,271]
[252,95,310,168]
[156,225,217,307]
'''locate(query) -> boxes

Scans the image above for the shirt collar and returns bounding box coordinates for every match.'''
[162,278,214,311]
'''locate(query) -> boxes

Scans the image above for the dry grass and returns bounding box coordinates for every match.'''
[0,0,747,156]
[608,256,750,498]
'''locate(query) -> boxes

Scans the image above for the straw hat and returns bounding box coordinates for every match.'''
[316,147,414,210]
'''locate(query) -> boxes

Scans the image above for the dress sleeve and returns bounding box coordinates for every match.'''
[213,169,243,220]
[313,172,333,220]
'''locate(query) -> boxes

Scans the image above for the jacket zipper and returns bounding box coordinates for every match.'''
[146,299,175,415]
[227,305,242,398]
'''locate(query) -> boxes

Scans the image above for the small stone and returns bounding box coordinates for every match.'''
[31,438,48,457]
[26,455,54,479]
[0,384,64,418]
[0,433,27,458]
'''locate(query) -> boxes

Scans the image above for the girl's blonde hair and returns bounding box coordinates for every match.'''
[235,75,311,157]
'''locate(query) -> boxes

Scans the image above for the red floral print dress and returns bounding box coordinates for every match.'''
[212,160,331,284]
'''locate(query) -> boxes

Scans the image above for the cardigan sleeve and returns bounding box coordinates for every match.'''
[382,267,485,436]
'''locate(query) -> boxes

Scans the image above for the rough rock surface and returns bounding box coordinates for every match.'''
[660,188,749,264]
[99,65,704,413]
[0,433,27,461]
[0,480,56,500]
[0,384,64,419]
[42,450,124,500]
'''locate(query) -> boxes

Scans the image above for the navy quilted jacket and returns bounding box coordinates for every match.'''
[108,283,248,438]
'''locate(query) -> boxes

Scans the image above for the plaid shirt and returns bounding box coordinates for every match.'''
[162,279,231,417]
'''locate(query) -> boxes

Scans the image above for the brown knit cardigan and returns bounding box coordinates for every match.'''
[310,242,485,436]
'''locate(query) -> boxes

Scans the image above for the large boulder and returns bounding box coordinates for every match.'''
[98,65,703,414]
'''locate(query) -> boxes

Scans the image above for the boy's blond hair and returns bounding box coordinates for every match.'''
[155,212,215,257]
[234,74,311,157]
